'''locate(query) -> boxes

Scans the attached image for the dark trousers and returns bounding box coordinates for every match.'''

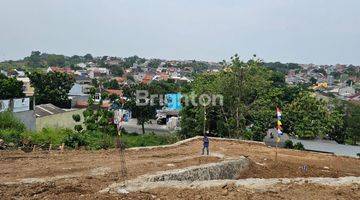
[202,145,209,155]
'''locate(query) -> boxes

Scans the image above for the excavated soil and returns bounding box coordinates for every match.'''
[0,137,359,199]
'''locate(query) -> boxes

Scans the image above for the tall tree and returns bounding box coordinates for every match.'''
[283,92,343,139]
[27,72,75,108]
[344,102,360,145]
[0,74,25,100]
[84,53,93,61]
[46,54,66,66]
[123,84,157,134]
[25,51,43,68]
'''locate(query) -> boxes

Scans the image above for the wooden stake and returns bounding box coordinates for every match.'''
[60,143,65,153]
[275,143,278,162]
[48,144,52,152]
[275,137,280,163]
[32,145,36,152]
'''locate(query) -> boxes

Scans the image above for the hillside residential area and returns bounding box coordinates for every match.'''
[0,1,360,199]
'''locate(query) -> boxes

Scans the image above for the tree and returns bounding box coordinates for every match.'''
[109,66,124,76]
[27,72,75,108]
[0,74,25,100]
[103,79,120,89]
[80,90,117,136]
[84,53,93,61]
[283,92,342,139]
[46,54,66,66]
[148,59,162,68]
[344,102,360,145]
[123,55,140,68]
[72,114,83,132]
[180,55,277,139]
[123,84,157,134]
[25,51,43,68]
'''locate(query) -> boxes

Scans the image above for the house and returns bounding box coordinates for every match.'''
[16,77,34,96]
[88,67,109,78]
[35,104,85,131]
[142,74,153,84]
[114,77,125,85]
[77,63,87,69]
[0,98,30,113]
[338,86,355,97]
[168,76,191,83]
[75,75,91,85]
[47,67,74,74]
[68,83,91,108]
[152,73,169,81]
[105,89,123,97]
[0,98,35,131]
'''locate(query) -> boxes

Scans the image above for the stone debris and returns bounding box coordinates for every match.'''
[89,167,111,176]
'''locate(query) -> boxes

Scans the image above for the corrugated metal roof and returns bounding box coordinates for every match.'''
[35,104,65,117]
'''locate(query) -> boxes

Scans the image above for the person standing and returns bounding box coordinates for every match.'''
[202,135,209,155]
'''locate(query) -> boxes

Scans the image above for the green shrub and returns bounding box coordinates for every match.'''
[0,129,23,146]
[284,140,294,149]
[243,130,253,140]
[0,111,26,132]
[63,132,87,148]
[294,142,305,150]
[84,131,115,150]
[72,114,81,122]
[357,153,360,158]
[74,124,83,132]
[21,128,73,149]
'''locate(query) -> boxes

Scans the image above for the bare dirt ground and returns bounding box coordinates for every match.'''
[0,138,359,199]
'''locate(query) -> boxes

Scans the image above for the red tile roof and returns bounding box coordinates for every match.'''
[105,89,123,97]
[50,67,74,74]
[142,74,153,84]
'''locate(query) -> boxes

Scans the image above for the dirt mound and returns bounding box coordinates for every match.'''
[0,137,359,199]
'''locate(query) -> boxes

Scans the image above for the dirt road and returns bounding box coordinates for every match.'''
[0,138,359,199]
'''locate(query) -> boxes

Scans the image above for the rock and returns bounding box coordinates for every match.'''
[117,188,129,194]
[323,166,330,170]
[8,142,15,147]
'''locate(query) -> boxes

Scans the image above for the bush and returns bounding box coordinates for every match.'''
[284,140,294,149]
[294,142,305,150]
[0,129,23,146]
[0,111,26,132]
[357,153,360,158]
[21,128,73,149]
[84,131,114,150]
[243,130,253,140]
[0,122,180,150]
[72,114,81,122]
[74,125,83,132]
[63,132,87,148]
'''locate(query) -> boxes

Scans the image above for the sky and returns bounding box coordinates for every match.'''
[0,0,359,65]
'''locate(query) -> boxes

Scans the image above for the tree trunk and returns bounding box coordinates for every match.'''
[141,122,145,135]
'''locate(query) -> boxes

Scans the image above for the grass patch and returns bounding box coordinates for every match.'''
[0,127,180,150]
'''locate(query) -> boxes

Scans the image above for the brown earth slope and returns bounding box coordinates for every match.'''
[0,138,359,199]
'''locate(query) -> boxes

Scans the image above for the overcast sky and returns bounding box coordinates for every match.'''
[0,0,359,64]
